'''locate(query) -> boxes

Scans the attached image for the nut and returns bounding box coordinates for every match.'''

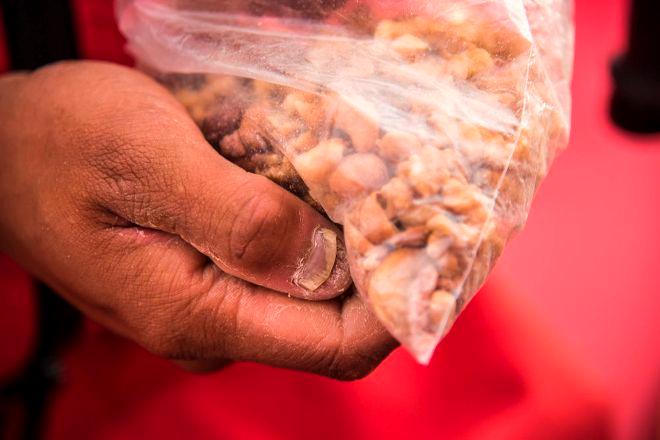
[332,99,380,153]
[428,290,456,332]
[238,107,270,153]
[436,251,465,287]
[464,47,494,77]
[377,131,421,163]
[345,220,375,256]
[397,146,466,197]
[388,226,429,248]
[398,204,440,228]
[476,24,530,60]
[328,153,389,198]
[374,19,408,40]
[251,80,285,99]
[353,194,398,244]
[294,138,345,184]
[427,212,480,250]
[368,248,439,334]
[218,131,247,159]
[426,213,457,237]
[442,179,483,214]
[379,177,413,218]
[160,5,565,358]
[201,97,246,147]
[288,131,318,154]
[283,92,326,131]
[426,233,452,260]
[391,34,429,60]
[448,47,494,80]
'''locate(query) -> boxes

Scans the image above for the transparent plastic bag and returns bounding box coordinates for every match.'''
[116,0,574,363]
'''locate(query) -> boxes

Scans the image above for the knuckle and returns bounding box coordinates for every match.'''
[85,135,181,226]
[226,180,291,268]
[14,60,193,229]
[23,61,195,229]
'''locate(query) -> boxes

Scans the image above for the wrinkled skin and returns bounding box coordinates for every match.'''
[0,61,397,379]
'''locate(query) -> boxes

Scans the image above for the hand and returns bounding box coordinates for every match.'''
[0,61,396,379]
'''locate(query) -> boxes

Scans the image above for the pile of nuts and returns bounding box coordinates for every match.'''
[159,7,566,358]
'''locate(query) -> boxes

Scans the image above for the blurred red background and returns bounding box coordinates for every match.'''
[492,0,660,437]
[0,0,659,439]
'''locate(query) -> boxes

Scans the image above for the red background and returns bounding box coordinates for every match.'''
[492,0,660,437]
[0,0,659,438]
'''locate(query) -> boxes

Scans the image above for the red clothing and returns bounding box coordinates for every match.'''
[45,286,610,440]
[0,1,612,439]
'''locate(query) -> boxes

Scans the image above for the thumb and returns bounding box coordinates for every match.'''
[97,98,351,300]
[177,146,353,299]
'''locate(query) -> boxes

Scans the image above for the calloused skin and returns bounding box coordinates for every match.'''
[0,61,397,380]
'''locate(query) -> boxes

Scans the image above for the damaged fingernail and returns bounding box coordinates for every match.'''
[293,227,338,292]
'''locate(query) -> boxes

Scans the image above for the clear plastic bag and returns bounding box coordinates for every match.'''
[116,0,574,363]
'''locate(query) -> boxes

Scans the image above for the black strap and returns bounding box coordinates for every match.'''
[610,0,660,133]
[0,3,82,439]
[0,285,81,440]
[1,0,79,69]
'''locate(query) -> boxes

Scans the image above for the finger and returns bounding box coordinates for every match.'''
[57,222,396,379]
[154,274,398,380]
[169,149,353,301]
[79,66,351,300]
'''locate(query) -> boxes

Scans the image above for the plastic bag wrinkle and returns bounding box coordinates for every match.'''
[117,0,574,363]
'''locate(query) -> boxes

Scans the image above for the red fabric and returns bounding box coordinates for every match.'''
[2,0,656,438]
[71,0,131,65]
[0,14,34,385]
[490,0,660,437]
[0,257,34,383]
[44,285,611,440]
[0,7,8,72]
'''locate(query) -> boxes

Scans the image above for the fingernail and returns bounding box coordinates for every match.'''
[293,227,338,292]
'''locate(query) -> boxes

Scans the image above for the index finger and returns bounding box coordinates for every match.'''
[159,271,398,379]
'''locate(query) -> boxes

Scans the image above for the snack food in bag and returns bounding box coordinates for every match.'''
[116,0,574,363]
